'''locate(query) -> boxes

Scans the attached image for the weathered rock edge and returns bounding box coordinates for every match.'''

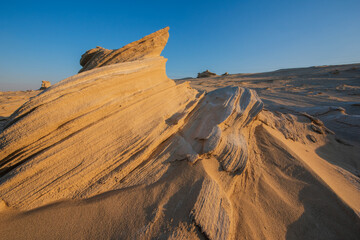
[79,27,170,73]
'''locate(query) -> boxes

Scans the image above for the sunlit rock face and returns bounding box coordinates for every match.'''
[79,27,170,73]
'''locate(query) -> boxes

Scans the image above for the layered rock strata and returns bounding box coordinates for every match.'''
[0,27,263,240]
[79,27,170,73]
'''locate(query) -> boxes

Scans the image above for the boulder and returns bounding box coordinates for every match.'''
[40,81,51,90]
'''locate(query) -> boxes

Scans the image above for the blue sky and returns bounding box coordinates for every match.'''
[1,0,360,90]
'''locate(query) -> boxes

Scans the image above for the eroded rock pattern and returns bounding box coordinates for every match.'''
[0,56,203,207]
[0,27,265,240]
[79,27,170,73]
[191,177,233,240]
[169,86,263,173]
[1,36,359,239]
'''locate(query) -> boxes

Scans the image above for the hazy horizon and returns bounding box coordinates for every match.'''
[1,0,360,91]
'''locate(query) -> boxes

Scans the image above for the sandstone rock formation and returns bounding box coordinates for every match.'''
[79,27,169,73]
[0,27,264,239]
[1,28,359,240]
[40,80,51,90]
[197,70,217,78]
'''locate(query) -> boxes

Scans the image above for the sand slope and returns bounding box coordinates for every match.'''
[0,28,359,240]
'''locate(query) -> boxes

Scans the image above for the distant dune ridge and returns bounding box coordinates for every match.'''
[0,27,360,240]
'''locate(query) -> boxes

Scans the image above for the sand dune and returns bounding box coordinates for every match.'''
[0,28,359,239]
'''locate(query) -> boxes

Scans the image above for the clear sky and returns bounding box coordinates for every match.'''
[1,0,360,91]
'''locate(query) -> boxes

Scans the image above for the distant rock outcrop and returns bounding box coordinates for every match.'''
[79,27,170,73]
[197,70,217,78]
[40,81,51,90]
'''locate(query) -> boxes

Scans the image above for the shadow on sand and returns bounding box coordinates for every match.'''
[286,136,360,240]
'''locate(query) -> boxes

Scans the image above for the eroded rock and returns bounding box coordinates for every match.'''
[79,27,170,73]
[169,86,263,173]
[40,81,51,90]
[197,70,217,78]
[191,178,233,240]
[0,27,264,240]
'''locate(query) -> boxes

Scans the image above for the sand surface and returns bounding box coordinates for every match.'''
[0,28,359,240]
